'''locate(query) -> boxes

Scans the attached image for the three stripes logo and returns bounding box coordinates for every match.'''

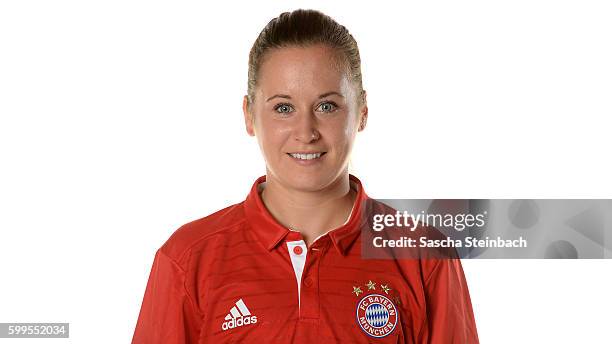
[221,299,258,331]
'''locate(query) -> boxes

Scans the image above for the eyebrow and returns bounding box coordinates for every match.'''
[265,91,343,102]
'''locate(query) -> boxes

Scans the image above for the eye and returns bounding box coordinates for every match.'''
[274,103,294,114]
[316,101,338,113]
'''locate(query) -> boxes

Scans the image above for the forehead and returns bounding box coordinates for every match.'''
[256,44,352,98]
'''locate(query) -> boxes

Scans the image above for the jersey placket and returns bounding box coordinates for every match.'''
[285,236,328,320]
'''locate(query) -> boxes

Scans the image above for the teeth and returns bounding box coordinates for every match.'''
[290,152,323,160]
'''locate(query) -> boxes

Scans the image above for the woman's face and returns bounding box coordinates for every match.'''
[243,44,368,192]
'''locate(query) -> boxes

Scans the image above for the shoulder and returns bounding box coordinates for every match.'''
[158,201,248,266]
[360,199,460,277]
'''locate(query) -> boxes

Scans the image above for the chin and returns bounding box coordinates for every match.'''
[278,169,335,192]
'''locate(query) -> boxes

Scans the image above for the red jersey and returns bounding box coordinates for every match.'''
[132,175,479,343]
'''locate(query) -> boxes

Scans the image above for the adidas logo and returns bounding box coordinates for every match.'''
[221,299,258,331]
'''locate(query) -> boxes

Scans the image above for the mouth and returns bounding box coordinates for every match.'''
[286,152,327,161]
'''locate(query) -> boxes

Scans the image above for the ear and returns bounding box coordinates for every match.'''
[243,95,255,137]
[358,90,368,132]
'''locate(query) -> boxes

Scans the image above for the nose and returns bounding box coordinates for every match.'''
[294,113,320,143]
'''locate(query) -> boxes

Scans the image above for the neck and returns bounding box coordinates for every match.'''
[260,174,357,246]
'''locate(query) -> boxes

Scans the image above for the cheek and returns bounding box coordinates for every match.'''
[254,117,291,150]
[327,119,357,152]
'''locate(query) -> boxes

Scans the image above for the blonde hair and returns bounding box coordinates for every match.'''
[247,9,364,108]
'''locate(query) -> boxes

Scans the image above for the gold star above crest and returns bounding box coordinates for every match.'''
[353,286,363,296]
[366,280,376,290]
[380,284,391,294]
[394,295,402,305]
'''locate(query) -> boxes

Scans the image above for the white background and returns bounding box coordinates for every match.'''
[1,1,611,343]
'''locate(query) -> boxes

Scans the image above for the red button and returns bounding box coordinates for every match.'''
[293,246,303,255]
[304,276,313,287]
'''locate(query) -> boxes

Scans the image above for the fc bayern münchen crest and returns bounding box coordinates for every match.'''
[355,293,399,338]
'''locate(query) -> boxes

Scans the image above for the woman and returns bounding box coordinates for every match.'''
[133,9,479,343]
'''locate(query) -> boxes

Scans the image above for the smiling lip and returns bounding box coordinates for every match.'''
[286,152,327,164]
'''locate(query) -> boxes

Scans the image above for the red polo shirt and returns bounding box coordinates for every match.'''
[132,175,479,343]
